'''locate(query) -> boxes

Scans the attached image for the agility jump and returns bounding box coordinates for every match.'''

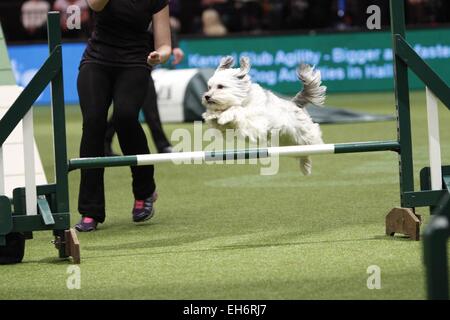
[0,0,449,300]
[68,141,400,170]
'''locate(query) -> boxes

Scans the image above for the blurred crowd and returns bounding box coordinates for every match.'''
[0,0,449,41]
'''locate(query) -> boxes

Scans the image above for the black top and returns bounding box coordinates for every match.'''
[81,0,168,69]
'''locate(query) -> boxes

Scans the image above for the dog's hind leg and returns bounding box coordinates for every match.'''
[300,156,312,176]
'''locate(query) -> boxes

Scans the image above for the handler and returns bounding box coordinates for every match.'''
[75,0,171,232]
[104,30,185,156]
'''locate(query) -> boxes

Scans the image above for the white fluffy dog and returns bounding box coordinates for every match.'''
[202,56,327,175]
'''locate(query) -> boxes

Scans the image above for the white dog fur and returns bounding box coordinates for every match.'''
[202,56,327,175]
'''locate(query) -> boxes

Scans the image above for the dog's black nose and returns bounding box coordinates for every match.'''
[204,95,211,101]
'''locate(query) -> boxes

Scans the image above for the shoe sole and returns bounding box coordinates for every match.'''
[133,208,155,223]
[74,225,96,232]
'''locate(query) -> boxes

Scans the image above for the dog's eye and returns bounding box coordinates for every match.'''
[217,85,225,89]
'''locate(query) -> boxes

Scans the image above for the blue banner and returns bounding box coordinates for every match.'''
[7,27,450,105]
[8,42,86,105]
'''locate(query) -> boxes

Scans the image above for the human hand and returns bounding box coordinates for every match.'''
[147,51,163,66]
[172,48,185,65]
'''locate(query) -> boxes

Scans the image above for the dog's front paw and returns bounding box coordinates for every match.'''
[217,110,237,125]
[203,112,219,121]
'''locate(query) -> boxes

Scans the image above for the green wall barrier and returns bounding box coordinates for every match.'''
[178,28,450,94]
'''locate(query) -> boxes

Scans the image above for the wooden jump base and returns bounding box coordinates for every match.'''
[0,1,449,299]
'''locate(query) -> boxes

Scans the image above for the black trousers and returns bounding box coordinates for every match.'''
[77,63,156,222]
[105,74,171,153]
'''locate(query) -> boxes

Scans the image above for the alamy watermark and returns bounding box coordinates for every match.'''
[366,265,381,289]
[65,4,383,32]
[171,121,281,176]
[366,5,381,30]
[66,5,81,30]
[66,265,81,290]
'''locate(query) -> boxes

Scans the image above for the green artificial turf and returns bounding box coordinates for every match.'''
[0,91,449,299]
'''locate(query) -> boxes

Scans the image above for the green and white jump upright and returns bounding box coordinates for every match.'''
[388,0,450,300]
[0,1,449,300]
[0,13,78,264]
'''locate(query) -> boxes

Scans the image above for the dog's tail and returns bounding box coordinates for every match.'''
[293,64,326,108]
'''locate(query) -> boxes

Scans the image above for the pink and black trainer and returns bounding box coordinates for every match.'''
[74,216,98,232]
[132,192,158,223]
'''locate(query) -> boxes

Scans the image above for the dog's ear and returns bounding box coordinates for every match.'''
[236,57,251,79]
[216,56,235,71]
